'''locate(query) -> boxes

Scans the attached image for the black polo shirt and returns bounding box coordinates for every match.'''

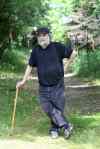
[29,42,73,86]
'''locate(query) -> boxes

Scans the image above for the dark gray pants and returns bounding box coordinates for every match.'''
[39,78,68,129]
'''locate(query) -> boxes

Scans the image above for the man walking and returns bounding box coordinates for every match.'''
[16,27,76,139]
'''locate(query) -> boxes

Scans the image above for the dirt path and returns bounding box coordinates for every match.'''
[0,138,68,149]
[28,73,100,115]
[0,137,79,149]
[64,74,100,114]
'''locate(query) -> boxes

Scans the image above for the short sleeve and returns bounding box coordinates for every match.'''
[28,48,37,67]
[55,42,73,59]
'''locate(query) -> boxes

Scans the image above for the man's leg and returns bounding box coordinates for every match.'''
[50,79,73,138]
[39,85,61,128]
[39,99,59,138]
[39,82,73,138]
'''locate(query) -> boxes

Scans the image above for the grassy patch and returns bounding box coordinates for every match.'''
[0,74,100,149]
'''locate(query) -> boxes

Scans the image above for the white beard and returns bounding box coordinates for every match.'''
[38,37,50,49]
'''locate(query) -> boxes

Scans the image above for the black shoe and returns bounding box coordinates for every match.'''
[64,123,73,139]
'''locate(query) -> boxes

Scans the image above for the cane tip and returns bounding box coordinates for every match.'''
[8,128,15,136]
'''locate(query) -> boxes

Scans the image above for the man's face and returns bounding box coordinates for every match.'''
[37,33,50,49]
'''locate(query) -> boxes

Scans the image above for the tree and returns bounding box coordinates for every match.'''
[0,0,49,59]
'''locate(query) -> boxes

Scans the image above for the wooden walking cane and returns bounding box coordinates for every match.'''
[11,87,19,130]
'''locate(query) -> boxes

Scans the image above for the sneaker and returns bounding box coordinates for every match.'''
[64,123,73,139]
[50,130,59,139]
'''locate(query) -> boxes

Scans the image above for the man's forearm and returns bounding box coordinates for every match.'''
[22,65,33,83]
[64,50,77,72]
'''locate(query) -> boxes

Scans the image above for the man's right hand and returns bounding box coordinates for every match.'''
[16,80,25,89]
[16,65,32,89]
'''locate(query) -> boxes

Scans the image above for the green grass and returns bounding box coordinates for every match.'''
[0,72,100,149]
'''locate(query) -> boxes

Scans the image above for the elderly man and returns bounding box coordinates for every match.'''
[16,27,76,139]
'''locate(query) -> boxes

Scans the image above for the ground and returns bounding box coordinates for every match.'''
[0,72,100,149]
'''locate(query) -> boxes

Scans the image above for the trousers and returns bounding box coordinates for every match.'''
[39,78,68,128]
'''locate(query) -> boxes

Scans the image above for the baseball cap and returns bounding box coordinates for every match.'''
[37,27,50,36]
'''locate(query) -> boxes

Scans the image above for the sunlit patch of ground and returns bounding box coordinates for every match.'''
[0,136,99,149]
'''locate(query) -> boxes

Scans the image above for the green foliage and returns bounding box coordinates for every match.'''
[93,0,100,17]
[45,0,74,41]
[72,49,100,77]
[0,47,29,72]
[76,0,100,16]
[1,0,100,74]
[73,0,81,8]
[0,0,49,59]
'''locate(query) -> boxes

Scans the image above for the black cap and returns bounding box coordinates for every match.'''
[37,27,50,36]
